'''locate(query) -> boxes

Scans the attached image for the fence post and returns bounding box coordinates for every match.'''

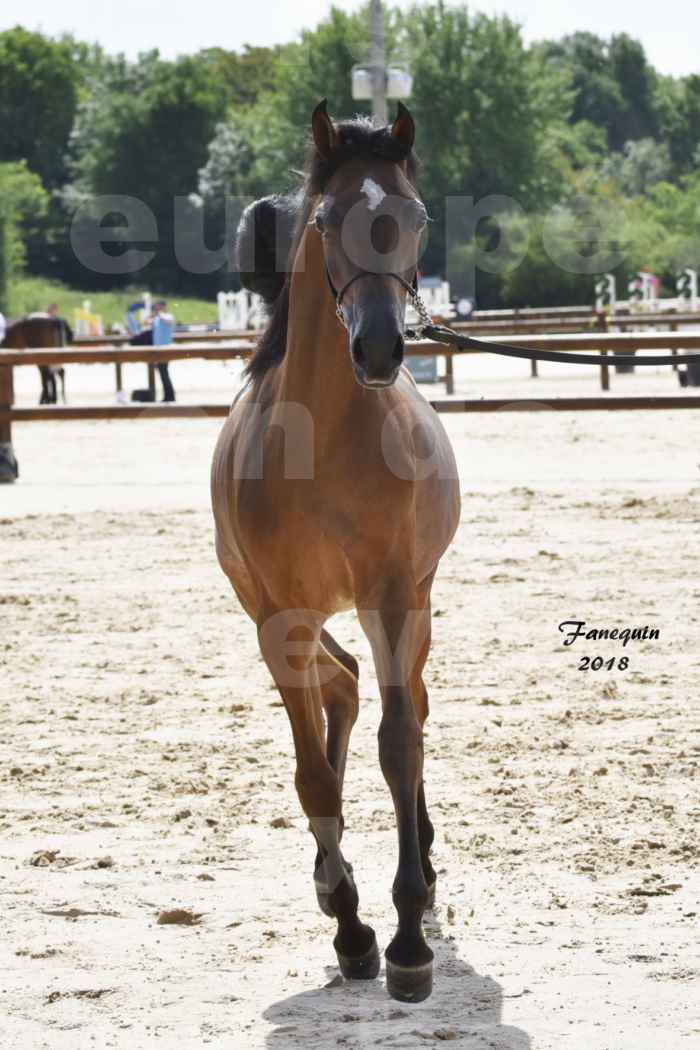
[0,363,18,482]
[444,353,455,395]
[670,321,678,372]
[596,310,610,391]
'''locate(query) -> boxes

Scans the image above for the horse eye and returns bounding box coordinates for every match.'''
[314,212,325,232]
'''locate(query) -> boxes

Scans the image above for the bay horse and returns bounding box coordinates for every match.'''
[211,101,460,1002]
[2,316,69,405]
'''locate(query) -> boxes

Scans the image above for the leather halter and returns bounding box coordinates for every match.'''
[325,265,420,330]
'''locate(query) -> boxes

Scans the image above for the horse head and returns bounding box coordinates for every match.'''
[310,99,426,388]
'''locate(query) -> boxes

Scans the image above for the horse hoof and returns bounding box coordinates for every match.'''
[336,933,381,981]
[385,959,433,1003]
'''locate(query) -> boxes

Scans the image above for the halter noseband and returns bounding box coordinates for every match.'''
[325,266,430,331]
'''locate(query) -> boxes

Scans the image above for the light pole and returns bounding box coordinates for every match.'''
[352,1,411,123]
[369,0,387,125]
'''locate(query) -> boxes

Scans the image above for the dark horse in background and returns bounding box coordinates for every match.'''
[2,315,70,405]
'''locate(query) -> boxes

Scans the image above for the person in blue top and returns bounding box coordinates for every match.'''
[151,301,176,402]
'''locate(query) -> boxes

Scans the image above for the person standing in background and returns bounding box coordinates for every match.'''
[0,309,6,345]
[151,301,176,402]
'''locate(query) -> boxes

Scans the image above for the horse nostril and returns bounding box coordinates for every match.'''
[393,335,405,364]
[352,337,365,364]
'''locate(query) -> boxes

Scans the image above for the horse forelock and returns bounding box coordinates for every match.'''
[305,116,419,197]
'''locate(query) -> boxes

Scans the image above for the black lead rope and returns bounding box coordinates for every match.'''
[417,323,700,368]
[326,266,700,367]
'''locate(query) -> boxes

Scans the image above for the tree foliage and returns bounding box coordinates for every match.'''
[64,51,227,289]
[4,6,700,306]
[0,27,82,188]
[601,138,671,197]
[542,31,659,150]
[0,161,49,274]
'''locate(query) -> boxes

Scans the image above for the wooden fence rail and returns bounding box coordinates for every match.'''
[5,328,700,367]
[72,309,700,348]
[1,331,697,453]
[3,396,700,427]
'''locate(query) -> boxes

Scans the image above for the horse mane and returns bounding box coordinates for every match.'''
[241,116,419,381]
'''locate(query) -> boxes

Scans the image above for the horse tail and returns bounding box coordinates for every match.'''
[53,318,70,346]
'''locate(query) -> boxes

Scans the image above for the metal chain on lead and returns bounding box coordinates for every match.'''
[406,285,433,333]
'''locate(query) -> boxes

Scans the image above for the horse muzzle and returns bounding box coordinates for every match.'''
[350,330,404,388]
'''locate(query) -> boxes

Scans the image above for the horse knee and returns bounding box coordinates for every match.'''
[295,760,341,821]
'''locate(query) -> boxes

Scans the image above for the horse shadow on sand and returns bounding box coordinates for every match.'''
[263,907,532,1050]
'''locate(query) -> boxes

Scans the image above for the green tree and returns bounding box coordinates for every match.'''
[622,172,700,280]
[0,27,82,188]
[542,32,659,151]
[0,206,9,314]
[608,34,659,147]
[656,74,700,177]
[601,138,671,197]
[195,4,382,206]
[274,6,370,129]
[70,52,224,209]
[497,200,627,308]
[230,6,373,194]
[541,32,622,130]
[66,51,227,290]
[400,3,570,283]
[199,45,284,109]
[0,161,49,304]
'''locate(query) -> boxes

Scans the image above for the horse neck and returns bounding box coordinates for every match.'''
[278,224,362,429]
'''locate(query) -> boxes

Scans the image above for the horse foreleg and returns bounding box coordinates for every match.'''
[258,610,379,980]
[410,576,438,907]
[360,583,433,1002]
[314,630,360,916]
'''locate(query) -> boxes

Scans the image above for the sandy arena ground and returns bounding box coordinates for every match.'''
[1,358,699,1049]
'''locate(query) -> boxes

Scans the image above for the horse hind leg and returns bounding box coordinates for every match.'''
[318,628,359,797]
[258,610,379,981]
[38,367,50,405]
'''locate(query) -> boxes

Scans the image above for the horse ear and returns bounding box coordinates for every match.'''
[391,101,415,152]
[312,99,339,160]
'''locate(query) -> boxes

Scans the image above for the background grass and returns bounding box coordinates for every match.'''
[7,276,219,328]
